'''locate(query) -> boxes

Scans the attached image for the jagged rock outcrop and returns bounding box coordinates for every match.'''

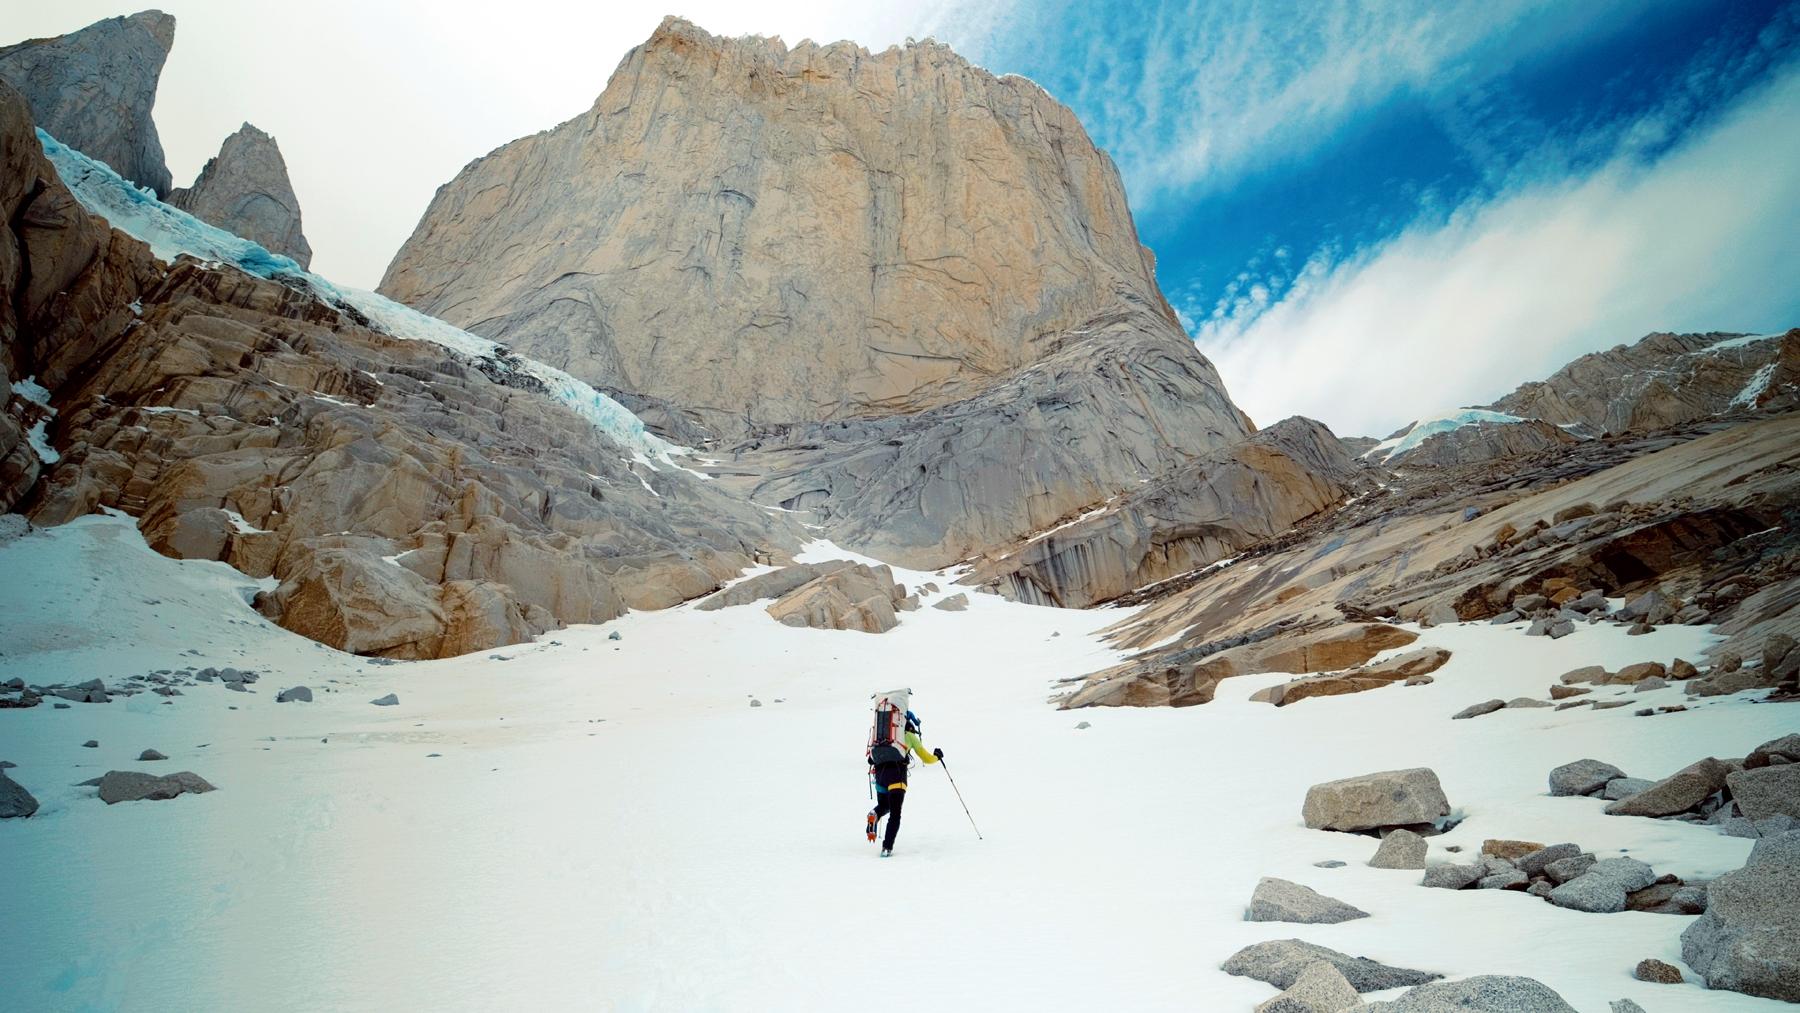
[0,10,174,194]
[0,81,799,659]
[973,417,1360,608]
[1492,330,1799,436]
[764,563,906,633]
[167,123,312,267]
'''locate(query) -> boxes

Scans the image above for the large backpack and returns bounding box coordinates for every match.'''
[867,688,911,768]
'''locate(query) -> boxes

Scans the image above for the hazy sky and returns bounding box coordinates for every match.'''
[7,1,1798,436]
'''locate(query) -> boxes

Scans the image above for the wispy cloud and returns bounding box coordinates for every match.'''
[1192,62,1800,437]
[955,0,1583,208]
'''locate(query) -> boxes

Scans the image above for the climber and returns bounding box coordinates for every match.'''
[865,689,942,857]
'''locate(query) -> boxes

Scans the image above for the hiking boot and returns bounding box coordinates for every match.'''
[880,849,893,858]
[866,810,877,842]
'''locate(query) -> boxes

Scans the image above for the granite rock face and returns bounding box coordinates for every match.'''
[0,10,175,194]
[974,417,1360,608]
[167,123,312,267]
[381,17,1263,571]
[381,16,1223,436]
[725,298,1251,568]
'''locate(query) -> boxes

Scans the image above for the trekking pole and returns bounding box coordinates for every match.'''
[939,760,983,840]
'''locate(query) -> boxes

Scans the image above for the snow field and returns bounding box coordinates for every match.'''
[0,517,1795,1011]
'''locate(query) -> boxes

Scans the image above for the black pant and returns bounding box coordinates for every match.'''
[874,787,906,849]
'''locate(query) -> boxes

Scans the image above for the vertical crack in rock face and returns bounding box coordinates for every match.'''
[168,123,313,268]
[0,10,176,196]
[380,16,1259,567]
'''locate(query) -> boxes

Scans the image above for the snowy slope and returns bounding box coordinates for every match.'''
[1,517,1791,1012]
[37,129,680,466]
[1364,408,1532,464]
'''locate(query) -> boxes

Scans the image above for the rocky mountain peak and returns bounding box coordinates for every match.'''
[0,10,175,194]
[168,120,313,267]
[380,16,1191,435]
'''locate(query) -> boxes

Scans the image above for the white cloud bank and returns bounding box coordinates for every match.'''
[1194,63,1800,438]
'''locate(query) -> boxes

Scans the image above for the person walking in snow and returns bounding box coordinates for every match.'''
[865,693,942,857]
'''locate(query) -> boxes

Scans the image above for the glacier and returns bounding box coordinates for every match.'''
[35,129,681,465]
[1364,408,1531,464]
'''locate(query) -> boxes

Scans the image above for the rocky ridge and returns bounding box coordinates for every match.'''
[0,10,175,195]
[168,122,313,267]
[0,81,799,659]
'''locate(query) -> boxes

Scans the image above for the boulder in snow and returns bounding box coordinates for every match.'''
[97,769,216,804]
[1245,877,1369,924]
[1302,768,1450,833]
[1604,757,1731,817]
[369,693,399,706]
[1633,958,1682,984]
[1363,976,1576,1011]
[1253,961,1363,1013]
[277,686,313,703]
[1368,829,1427,870]
[930,593,969,612]
[1680,830,1800,1002]
[1726,763,1800,822]
[1555,765,1629,801]
[1221,939,1440,993]
[137,749,166,761]
[1745,733,1800,768]
[1547,857,1656,913]
[0,772,38,818]
[1451,699,1504,720]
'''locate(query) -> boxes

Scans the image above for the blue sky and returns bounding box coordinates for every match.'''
[946,0,1800,434]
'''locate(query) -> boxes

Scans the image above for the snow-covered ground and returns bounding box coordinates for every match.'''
[1,516,1794,1011]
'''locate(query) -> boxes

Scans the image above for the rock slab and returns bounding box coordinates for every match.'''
[1222,939,1440,993]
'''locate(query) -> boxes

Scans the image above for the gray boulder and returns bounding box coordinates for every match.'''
[1547,857,1656,913]
[1602,777,1653,800]
[1725,763,1800,822]
[1610,1002,1646,1013]
[0,771,38,818]
[1246,878,1370,924]
[1543,853,1597,884]
[1255,961,1365,1013]
[1516,843,1581,878]
[1681,830,1800,1002]
[930,593,969,612]
[137,749,166,761]
[0,11,176,193]
[1745,733,1800,768]
[1364,976,1576,1012]
[369,693,399,706]
[1421,864,1483,890]
[277,686,313,703]
[1369,829,1427,870]
[97,769,216,804]
[1303,768,1450,832]
[1548,758,1625,797]
[1221,939,1440,993]
[696,561,858,610]
[1604,757,1731,817]
[1452,699,1506,719]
